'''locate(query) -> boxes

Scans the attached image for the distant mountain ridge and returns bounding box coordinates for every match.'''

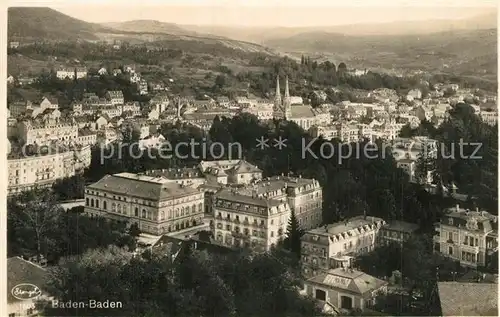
[8,7,113,41]
[7,7,276,55]
[102,20,203,37]
[181,12,497,43]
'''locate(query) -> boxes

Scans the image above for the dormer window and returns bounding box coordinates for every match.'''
[448,217,454,225]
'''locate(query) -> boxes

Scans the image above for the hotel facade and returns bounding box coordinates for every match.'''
[84,173,205,235]
[434,205,498,268]
[213,189,291,251]
[301,216,386,278]
[7,145,91,195]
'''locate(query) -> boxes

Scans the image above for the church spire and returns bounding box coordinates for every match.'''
[284,76,290,99]
[283,76,291,119]
[275,75,281,106]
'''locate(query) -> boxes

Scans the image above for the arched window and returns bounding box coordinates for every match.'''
[103,201,107,210]
[117,204,121,213]
[175,208,179,217]
[142,209,146,218]
[147,211,152,219]
[181,207,184,216]
[135,207,139,217]
[160,211,165,220]
[86,198,89,206]
[90,199,94,207]
[96,200,100,208]
[198,203,202,212]
[122,205,127,215]
[112,203,116,212]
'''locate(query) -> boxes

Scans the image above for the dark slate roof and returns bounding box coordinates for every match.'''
[307,268,387,296]
[87,173,200,201]
[438,282,498,316]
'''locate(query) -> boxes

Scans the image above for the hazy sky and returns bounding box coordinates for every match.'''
[13,0,499,27]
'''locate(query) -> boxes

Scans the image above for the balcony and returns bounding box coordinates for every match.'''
[462,244,480,253]
[447,239,454,244]
[232,231,250,240]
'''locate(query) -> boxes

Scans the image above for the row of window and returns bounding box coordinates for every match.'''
[303,256,327,267]
[463,235,480,247]
[296,202,321,214]
[88,214,201,234]
[215,223,284,238]
[86,197,203,220]
[297,211,321,225]
[87,190,202,207]
[215,233,273,248]
[381,231,410,240]
[217,213,268,225]
[462,251,480,263]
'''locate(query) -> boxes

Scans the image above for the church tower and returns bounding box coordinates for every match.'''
[274,75,282,107]
[283,76,292,119]
[273,75,284,119]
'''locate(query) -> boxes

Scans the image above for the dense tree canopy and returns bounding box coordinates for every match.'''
[40,246,321,317]
[7,189,135,264]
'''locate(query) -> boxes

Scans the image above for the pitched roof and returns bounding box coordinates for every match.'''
[145,167,204,180]
[205,167,228,177]
[438,282,498,316]
[7,257,48,304]
[216,189,285,209]
[87,173,200,201]
[290,105,316,118]
[383,220,419,233]
[307,268,387,295]
[230,160,262,174]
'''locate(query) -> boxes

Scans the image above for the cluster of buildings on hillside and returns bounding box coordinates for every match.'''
[6,69,497,196]
[7,72,497,195]
[6,95,92,195]
[81,156,499,314]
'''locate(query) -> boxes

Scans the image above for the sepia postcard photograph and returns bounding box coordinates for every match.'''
[2,0,499,316]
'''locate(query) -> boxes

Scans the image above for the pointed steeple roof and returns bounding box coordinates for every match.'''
[275,75,281,104]
[284,76,290,99]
